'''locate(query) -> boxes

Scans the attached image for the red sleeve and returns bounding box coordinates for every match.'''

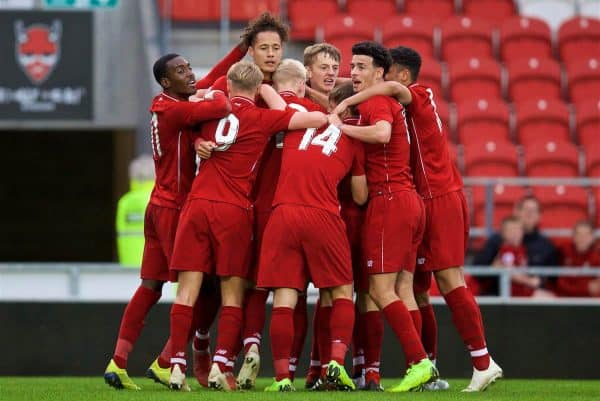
[208,76,228,93]
[171,93,230,127]
[351,140,366,176]
[407,85,430,114]
[358,96,394,125]
[260,108,297,136]
[195,45,245,89]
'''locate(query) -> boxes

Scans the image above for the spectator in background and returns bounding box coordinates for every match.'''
[555,221,600,297]
[116,154,155,267]
[473,195,558,294]
[493,216,553,297]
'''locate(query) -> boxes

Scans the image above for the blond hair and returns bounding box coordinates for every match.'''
[273,58,307,87]
[227,61,264,92]
[303,43,341,66]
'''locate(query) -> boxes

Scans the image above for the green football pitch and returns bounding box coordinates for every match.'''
[1,377,599,401]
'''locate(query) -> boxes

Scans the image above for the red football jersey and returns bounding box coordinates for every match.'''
[274,118,365,216]
[406,84,463,199]
[556,243,600,297]
[148,91,230,209]
[337,116,366,210]
[254,91,325,213]
[189,96,296,209]
[357,95,414,196]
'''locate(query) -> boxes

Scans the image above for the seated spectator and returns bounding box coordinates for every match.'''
[555,221,600,297]
[492,216,552,297]
[473,195,558,294]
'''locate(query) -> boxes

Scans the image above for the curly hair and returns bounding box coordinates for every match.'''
[241,12,289,48]
[351,41,392,74]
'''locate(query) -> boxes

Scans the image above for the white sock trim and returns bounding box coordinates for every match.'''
[213,355,228,364]
[195,331,210,340]
[243,337,261,346]
[170,357,187,366]
[288,364,297,372]
[470,347,489,358]
[310,359,320,367]
[365,367,379,373]
[226,360,235,367]
[353,356,365,365]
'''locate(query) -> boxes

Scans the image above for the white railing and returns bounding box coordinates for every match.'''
[1,263,599,304]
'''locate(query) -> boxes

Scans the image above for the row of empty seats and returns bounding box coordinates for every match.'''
[435,98,599,146]
[456,139,600,177]
[317,15,600,74]
[466,184,600,230]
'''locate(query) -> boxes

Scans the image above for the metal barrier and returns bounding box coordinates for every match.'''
[1,263,599,304]
[463,177,600,238]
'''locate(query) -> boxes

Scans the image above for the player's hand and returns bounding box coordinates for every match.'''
[195,140,217,159]
[588,279,600,296]
[332,100,348,115]
[204,89,225,101]
[328,113,342,128]
[189,89,207,102]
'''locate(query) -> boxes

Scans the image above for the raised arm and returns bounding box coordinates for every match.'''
[334,81,412,115]
[288,111,328,130]
[195,42,247,89]
[175,92,231,127]
[260,84,287,110]
[329,113,391,144]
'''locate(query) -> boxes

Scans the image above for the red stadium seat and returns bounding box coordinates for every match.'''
[418,58,444,99]
[558,17,600,62]
[346,0,399,22]
[403,0,455,21]
[288,0,340,40]
[585,145,600,177]
[595,188,600,227]
[321,15,376,76]
[576,99,600,147]
[463,140,520,177]
[500,16,553,62]
[381,16,438,59]
[228,0,280,22]
[524,140,581,177]
[470,184,527,228]
[462,0,517,27]
[456,98,511,144]
[533,185,590,229]
[440,16,494,63]
[447,58,502,103]
[159,0,219,21]
[514,99,571,145]
[507,57,563,102]
[566,57,600,103]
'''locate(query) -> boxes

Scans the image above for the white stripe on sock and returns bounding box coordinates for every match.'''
[470,347,489,357]
[195,331,210,340]
[289,364,297,372]
[310,360,320,367]
[226,361,235,367]
[213,355,228,364]
[170,357,187,366]
[243,336,261,346]
[365,367,379,373]
[353,356,365,365]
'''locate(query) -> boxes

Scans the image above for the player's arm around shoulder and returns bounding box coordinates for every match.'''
[178,90,231,126]
[329,113,391,144]
[288,110,328,130]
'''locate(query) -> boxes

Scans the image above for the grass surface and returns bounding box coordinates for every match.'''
[1,377,599,401]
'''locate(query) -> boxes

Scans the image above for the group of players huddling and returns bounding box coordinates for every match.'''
[103,12,503,393]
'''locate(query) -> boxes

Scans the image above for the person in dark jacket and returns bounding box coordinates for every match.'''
[473,195,558,294]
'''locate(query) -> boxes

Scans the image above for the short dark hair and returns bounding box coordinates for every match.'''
[329,82,355,109]
[389,46,422,82]
[574,220,594,231]
[516,195,541,211]
[241,12,289,48]
[501,215,521,226]
[351,41,392,74]
[153,53,179,85]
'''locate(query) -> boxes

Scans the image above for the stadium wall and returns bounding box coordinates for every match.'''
[2,302,598,379]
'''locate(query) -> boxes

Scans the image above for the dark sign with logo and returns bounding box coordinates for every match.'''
[0,11,93,120]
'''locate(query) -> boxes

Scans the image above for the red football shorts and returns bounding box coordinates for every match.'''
[140,203,179,282]
[170,198,253,278]
[341,206,368,293]
[362,191,425,275]
[257,205,353,291]
[417,190,469,272]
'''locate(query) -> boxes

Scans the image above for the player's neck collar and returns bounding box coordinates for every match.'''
[160,91,182,102]
[231,95,255,105]
[279,90,296,98]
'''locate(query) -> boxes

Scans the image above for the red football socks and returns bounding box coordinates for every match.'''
[382,300,427,365]
[317,305,332,369]
[329,298,354,364]
[443,286,490,370]
[242,289,269,353]
[113,286,161,368]
[169,303,194,371]
[352,307,365,376]
[419,303,438,361]
[270,306,294,381]
[213,306,243,372]
[410,309,423,337]
[362,310,383,373]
